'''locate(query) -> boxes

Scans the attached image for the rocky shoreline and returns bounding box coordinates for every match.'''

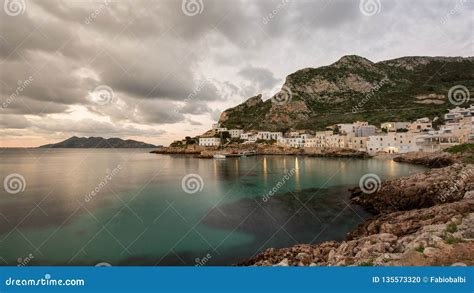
[151,144,369,159]
[393,151,458,168]
[239,151,474,266]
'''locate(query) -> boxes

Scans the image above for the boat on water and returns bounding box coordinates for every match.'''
[213,154,226,159]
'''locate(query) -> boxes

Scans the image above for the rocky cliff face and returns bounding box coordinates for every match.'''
[219,55,474,131]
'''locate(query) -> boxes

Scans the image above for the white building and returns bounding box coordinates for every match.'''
[288,137,304,148]
[240,132,254,140]
[337,121,369,136]
[324,135,348,148]
[229,129,243,138]
[414,133,462,152]
[257,131,271,140]
[304,138,318,148]
[270,132,283,140]
[396,132,418,153]
[356,125,377,137]
[444,106,472,121]
[408,118,433,133]
[367,134,399,154]
[380,122,410,132]
[257,131,282,141]
[199,137,220,147]
[348,137,369,152]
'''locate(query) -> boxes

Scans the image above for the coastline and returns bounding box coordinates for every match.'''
[150,144,370,159]
[238,150,474,266]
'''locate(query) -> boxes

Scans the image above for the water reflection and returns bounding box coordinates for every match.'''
[0,149,427,266]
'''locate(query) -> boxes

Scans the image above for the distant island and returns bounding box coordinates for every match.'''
[39,136,157,148]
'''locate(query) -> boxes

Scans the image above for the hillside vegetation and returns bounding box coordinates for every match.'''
[219,55,474,131]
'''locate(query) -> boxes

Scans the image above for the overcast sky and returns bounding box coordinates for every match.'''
[0,0,472,147]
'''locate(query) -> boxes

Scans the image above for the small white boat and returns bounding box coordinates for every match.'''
[213,154,226,159]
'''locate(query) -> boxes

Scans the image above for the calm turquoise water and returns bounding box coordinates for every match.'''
[0,149,426,266]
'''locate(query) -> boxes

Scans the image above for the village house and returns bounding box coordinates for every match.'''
[199,137,220,147]
[367,134,398,154]
[337,121,368,136]
[324,135,348,148]
[229,129,243,138]
[444,106,472,120]
[257,131,271,140]
[355,125,377,137]
[270,132,283,140]
[287,137,304,148]
[408,118,433,133]
[348,137,369,152]
[380,122,410,132]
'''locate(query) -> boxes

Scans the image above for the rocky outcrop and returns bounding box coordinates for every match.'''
[393,151,458,168]
[350,164,473,214]
[241,198,474,267]
[150,144,206,154]
[240,161,474,267]
[218,94,264,126]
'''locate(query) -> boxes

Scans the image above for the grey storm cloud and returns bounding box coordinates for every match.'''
[238,65,280,91]
[0,0,472,141]
[30,118,166,137]
[0,114,32,129]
